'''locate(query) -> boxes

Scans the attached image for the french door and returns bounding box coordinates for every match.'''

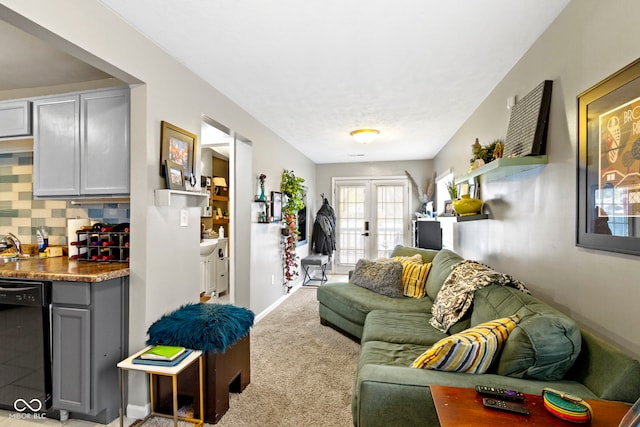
[333,177,411,273]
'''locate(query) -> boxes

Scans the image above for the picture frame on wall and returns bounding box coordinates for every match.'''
[577,57,640,256]
[271,191,282,221]
[160,121,197,180]
[442,200,454,217]
[164,160,185,190]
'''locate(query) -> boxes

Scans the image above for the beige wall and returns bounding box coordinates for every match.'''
[0,0,315,412]
[316,159,434,211]
[434,0,640,359]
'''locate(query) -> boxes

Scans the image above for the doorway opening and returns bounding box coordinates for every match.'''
[201,118,233,304]
[200,116,253,308]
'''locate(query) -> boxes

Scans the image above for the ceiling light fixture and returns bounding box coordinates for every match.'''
[350,129,380,144]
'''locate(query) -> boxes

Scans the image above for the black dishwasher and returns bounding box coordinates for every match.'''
[0,279,52,413]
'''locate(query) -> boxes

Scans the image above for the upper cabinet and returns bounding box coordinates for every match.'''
[33,87,130,198]
[0,100,32,138]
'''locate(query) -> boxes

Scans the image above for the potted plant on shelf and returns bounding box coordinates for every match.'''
[280,169,305,292]
[446,180,458,200]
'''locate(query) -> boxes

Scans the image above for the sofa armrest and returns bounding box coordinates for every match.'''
[566,328,640,403]
[354,364,440,427]
[353,364,600,427]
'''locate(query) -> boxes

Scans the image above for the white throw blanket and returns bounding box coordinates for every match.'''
[430,260,529,333]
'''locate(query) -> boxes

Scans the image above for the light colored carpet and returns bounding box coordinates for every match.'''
[215,286,360,427]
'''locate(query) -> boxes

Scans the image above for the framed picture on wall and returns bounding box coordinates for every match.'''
[271,191,282,221]
[577,57,640,256]
[164,160,185,190]
[442,200,454,217]
[160,121,198,180]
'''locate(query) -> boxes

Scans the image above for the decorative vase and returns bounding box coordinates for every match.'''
[452,194,482,216]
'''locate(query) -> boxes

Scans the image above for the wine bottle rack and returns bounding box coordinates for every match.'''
[71,230,130,263]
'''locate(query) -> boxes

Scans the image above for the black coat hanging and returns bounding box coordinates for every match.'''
[311,197,336,256]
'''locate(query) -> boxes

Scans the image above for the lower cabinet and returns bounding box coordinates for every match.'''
[200,253,214,294]
[51,277,129,423]
[52,306,91,413]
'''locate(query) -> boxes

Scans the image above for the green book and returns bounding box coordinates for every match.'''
[139,345,186,361]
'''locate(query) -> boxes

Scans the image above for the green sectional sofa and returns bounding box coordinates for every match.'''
[316,245,640,427]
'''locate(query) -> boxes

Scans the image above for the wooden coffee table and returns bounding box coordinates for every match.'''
[431,385,630,426]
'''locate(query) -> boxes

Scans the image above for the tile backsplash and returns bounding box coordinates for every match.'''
[0,152,130,246]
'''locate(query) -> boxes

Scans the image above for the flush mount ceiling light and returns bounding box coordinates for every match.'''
[350,129,380,144]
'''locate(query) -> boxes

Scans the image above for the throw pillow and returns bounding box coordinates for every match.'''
[393,256,432,298]
[411,314,520,374]
[472,286,582,381]
[350,259,404,298]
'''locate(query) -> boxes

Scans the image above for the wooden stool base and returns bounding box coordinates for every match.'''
[153,334,250,424]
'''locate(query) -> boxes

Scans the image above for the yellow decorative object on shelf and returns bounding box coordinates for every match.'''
[453,194,483,216]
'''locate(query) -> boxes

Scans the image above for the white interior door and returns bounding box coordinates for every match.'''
[333,177,410,273]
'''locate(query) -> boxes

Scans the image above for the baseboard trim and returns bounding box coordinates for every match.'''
[254,281,303,324]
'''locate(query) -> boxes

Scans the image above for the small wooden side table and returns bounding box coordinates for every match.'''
[117,346,204,427]
[431,385,630,427]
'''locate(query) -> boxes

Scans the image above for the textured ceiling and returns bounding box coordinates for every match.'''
[106,2,569,162]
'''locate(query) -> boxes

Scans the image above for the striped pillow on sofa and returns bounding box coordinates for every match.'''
[411,315,519,374]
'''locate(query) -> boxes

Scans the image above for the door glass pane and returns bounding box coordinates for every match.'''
[337,185,365,265]
[375,184,405,258]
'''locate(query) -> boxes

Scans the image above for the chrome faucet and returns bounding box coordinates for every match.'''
[1,233,23,256]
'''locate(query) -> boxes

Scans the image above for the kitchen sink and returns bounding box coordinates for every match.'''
[0,254,32,263]
[200,239,218,256]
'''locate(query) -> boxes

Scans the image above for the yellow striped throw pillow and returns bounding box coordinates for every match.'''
[393,256,431,298]
[411,315,520,373]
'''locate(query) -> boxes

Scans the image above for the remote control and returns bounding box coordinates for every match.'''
[476,385,525,402]
[483,398,530,415]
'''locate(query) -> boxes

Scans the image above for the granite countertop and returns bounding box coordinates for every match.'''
[0,256,129,282]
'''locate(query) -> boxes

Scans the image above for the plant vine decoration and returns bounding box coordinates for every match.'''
[281,169,305,292]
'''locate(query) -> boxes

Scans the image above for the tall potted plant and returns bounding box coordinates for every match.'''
[280,170,305,291]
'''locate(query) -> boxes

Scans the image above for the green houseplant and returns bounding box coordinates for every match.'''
[281,169,305,291]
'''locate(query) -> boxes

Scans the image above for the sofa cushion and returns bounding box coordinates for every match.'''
[358,341,428,373]
[393,256,432,298]
[411,315,519,374]
[472,285,581,381]
[390,245,439,264]
[430,260,529,333]
[362,311,448,346]
[317,282,434,327]
[351,259,404,297]
[425,249,464,300]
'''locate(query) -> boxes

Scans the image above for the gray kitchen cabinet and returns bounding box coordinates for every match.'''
[0,100,32,138]
[33,95,80,196]
[33,87,130,197]
[52,306,91,413]
[51,277,129,423]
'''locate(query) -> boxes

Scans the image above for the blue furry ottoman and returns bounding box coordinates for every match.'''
[146,302,254,352]
[147,303,254,423]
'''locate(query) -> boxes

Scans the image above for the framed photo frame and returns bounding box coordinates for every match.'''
[271,191,282,221]
[443,200,454,217]
[160,121,197,180]
[164,160,185,190]
[577,57,640,256]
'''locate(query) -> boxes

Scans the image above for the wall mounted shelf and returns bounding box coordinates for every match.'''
[155,189,208,207]
[455,155,548,185]
[440,214,489,222]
